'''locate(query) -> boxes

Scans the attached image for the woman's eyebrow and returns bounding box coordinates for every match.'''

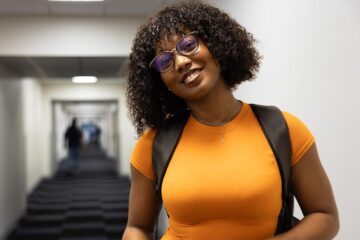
[158,46,166,52]
[157,42,173,52]
[154,45,166,55]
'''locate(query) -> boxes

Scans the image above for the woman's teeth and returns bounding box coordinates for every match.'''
[184,70,201,84]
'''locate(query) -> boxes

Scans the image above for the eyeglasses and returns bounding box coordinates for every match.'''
[149,31,199,73]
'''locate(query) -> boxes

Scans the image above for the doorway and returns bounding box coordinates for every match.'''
[51,100,119,174]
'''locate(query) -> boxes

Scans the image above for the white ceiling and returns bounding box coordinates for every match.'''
[0,0,180,16]
[0,56,128,79]
[0,0,183,80]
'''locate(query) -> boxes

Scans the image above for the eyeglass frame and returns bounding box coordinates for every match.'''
[149,31,200,73]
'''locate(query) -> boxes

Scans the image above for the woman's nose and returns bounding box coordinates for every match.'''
[173,53,191,72]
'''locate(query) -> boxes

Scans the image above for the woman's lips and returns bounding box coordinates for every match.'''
[182,68,202,86]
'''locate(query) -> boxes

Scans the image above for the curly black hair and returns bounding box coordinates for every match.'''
[127,1,261,135]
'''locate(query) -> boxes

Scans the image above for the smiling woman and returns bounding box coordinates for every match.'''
[127,2,260,133]
[123,1,339,240]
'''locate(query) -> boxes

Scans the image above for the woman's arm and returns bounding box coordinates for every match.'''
[267,143,339,240]
[122,165,162,240]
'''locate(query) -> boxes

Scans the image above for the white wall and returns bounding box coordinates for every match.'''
[0,16,143,56]
[54,102,69,162]
[42,80,136,176]
[22,78,45,191]
[210,0,360,239]
[102,105,118,158]
[0,79,27,239]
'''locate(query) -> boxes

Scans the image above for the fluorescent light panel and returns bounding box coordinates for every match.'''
[72,76,98,84]
[48,0,104,2]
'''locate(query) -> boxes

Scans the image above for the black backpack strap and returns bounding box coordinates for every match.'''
[152,112,189,198]
[250,104,296,234]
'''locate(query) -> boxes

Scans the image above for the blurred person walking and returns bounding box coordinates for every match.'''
[64,118,83,175]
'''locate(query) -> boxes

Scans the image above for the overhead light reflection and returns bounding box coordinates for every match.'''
[48,0,104,2]
[72,76,98,84]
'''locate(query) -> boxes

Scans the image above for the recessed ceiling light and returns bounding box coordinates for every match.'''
[48,0,104,2]
[72,76,98,84]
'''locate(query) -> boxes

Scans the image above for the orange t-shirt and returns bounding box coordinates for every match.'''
[131,102,314,240]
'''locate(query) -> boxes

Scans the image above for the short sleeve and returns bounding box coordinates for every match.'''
[282,112,315,166]
[130,129,157,180]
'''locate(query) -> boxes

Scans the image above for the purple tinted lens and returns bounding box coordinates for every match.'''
[177,34,198,55]
[152,52,173,72]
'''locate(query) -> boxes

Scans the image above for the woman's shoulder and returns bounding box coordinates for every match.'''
[130,128,157,180]
[281,110,315,166]
[133,128,157,155]
[281,111,311,133]
[140,128,157,141]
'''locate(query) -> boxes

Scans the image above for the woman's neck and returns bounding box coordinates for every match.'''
[186,87,242,125]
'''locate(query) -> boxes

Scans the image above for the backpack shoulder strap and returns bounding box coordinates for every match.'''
[250,104,292,195]
[250,104,295,233]
[152,112,189,198]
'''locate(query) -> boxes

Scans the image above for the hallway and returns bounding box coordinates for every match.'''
[6,146,130,240]
[0,1,359,239]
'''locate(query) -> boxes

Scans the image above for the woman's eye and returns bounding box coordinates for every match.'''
[184,41,196,50]
[158,54,173,69]
[179,39,197,53]
[161,58,172,67]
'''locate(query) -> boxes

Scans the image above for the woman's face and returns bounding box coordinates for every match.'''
[155,32,224,102]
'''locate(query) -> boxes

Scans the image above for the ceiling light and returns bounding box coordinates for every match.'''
[72,76,98,84]
[48,0,104,2]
